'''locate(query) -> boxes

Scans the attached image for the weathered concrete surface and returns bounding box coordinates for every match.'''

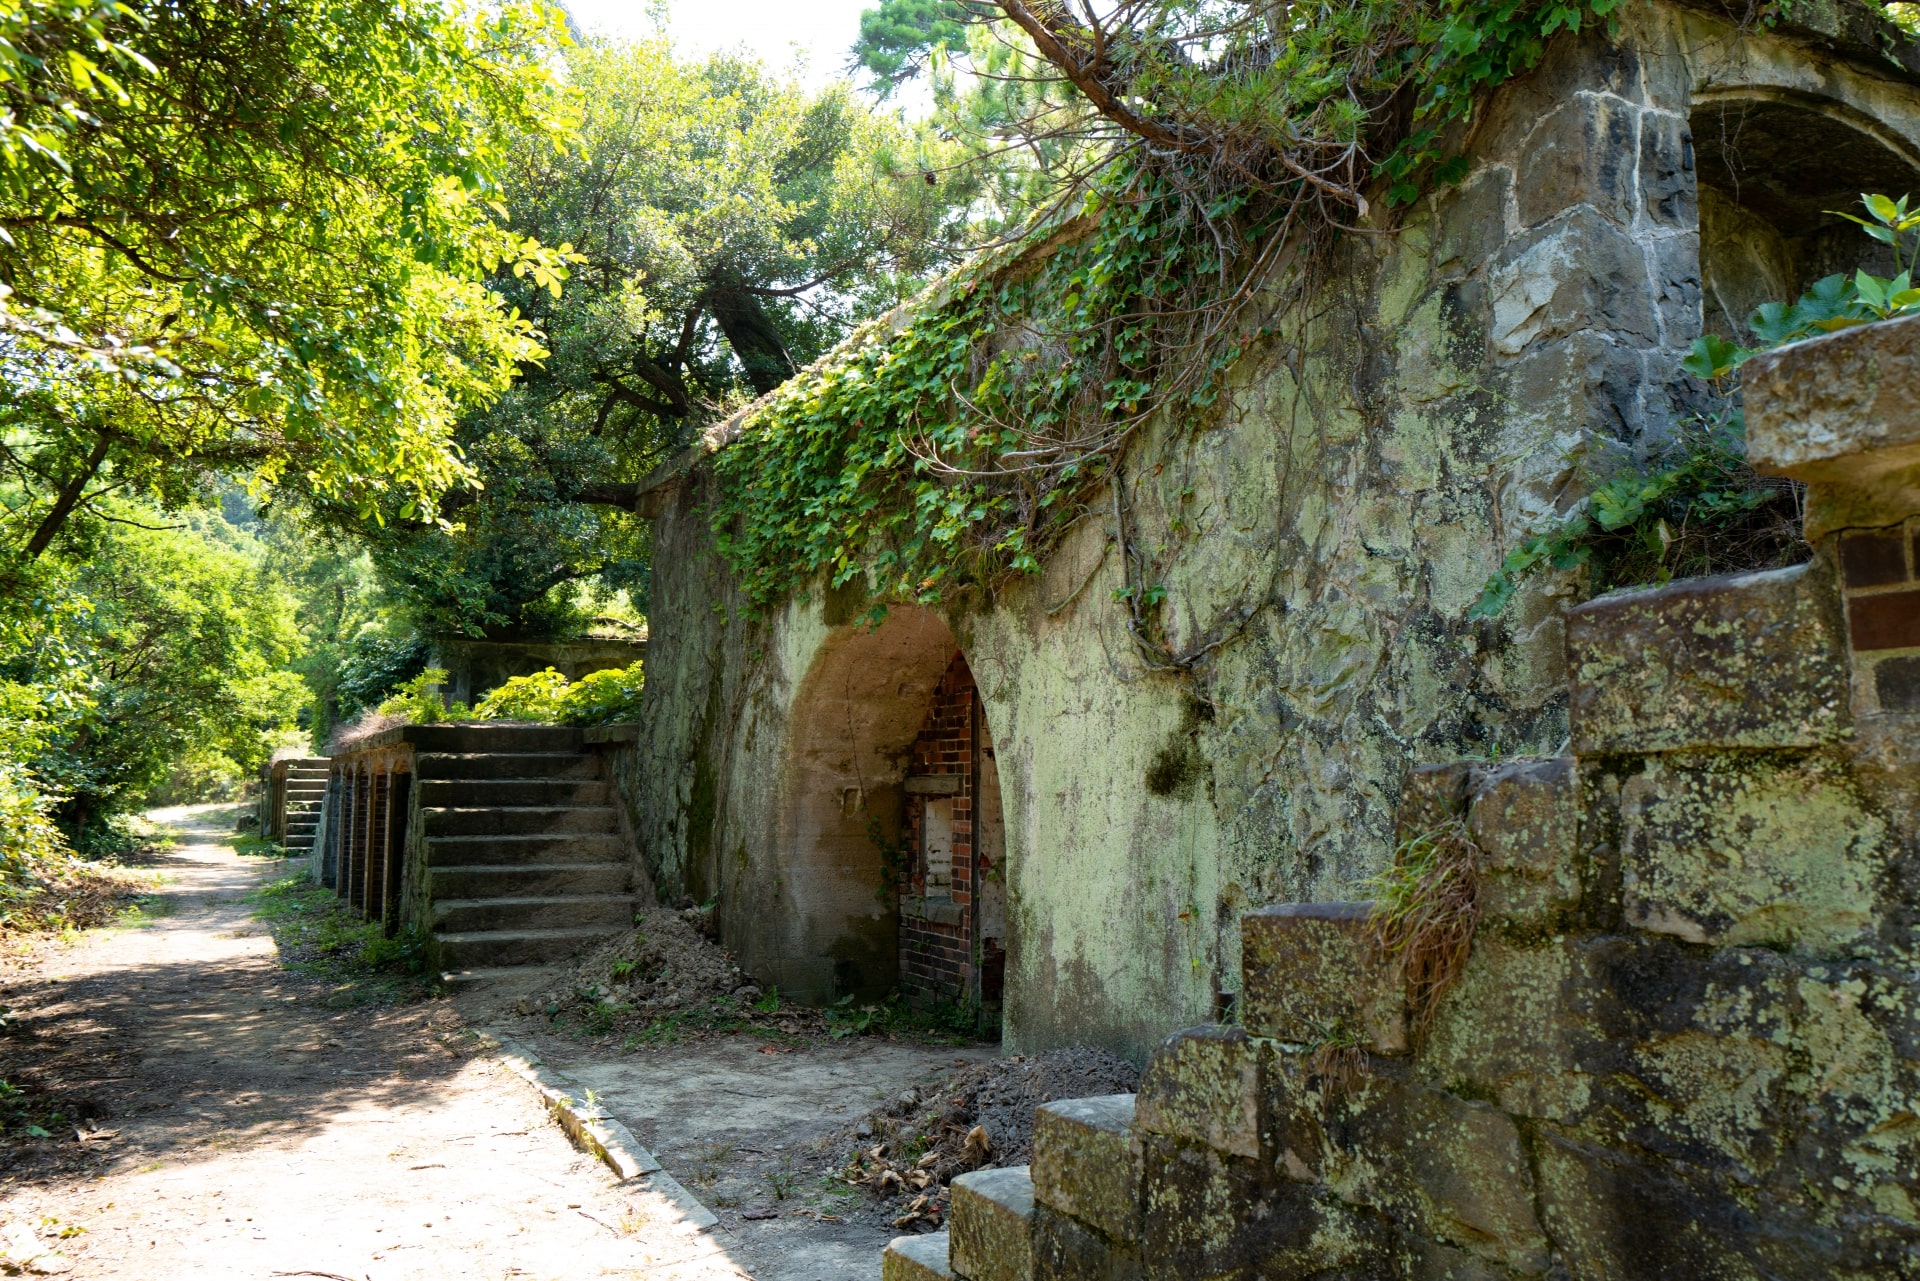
[523,1029,1000,1280]
[622,0,1920,1059]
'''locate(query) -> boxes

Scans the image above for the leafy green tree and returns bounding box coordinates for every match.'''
[0,0,577,571]
[2,513,305,842]
[330,35,977,637]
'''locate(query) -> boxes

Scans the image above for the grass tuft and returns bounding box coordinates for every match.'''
[1368,820,1481,1038]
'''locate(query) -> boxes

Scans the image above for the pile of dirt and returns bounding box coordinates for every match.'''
[515,901,761,1027]
[836,1047,1139,1229]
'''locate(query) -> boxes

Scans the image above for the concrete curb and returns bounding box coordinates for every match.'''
[476,1026,720,1230]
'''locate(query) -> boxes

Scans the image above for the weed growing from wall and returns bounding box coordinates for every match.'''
[1368,820,1481,1037]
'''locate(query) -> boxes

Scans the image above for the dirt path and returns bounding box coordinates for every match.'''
[0,806,749,1280]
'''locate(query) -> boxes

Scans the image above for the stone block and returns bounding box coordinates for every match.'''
[1531,1127,1918,1281]
[951,1166,1033,1281]
[1616,751,1887,952]
[1324,1079,1549,1275]
[1397,763,1470,839]
[1567,561,1850,754]
[1745,312,1920,537]
[1419,939,1583,1122]
[1138,1136,1386,1280]
[1515,94,1640,228]
[1135,1025,1263,1159]
[1240,903,1408,1055]
[1637,109,1695,229]
[1259,1051,1330,1182]
[1031,1096,1141,1244]
[886,1231,953,1281]
[1466,757,1582,932]
[1488,210,1658,357]
[1030,1205,1142,1281]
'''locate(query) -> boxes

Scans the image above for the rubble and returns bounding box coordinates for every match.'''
[835,1047,1138,1229]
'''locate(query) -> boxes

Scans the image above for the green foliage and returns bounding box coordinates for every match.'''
[0,1,581,571]
[328,34,973,639]
[376,668,464,724]
[558,664,647,726]
[0,761,65,874]
[713,0,1645,614]
[0,511,306,838]
[710,158,1246,608]
[1682,195,1920,379]
[1470,415,1804,619]
[251,874,433,1005]
[472,667,571,721]
[854,0,972,90]
[333,632,432,724]
[471,661,645,726]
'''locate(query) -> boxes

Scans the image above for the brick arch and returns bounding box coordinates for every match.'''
[772,606,961,1003]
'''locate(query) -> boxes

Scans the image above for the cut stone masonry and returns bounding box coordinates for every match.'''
[883,307,1920,1279]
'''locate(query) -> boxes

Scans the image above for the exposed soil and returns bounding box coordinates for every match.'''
[831,1048,1140,1229]
[519,903,755,1028]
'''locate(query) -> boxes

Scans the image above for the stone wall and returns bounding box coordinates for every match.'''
[623,0,1920,1055]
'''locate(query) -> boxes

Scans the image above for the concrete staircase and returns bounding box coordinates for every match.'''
[281,758,329,856]
[412,726,637,984]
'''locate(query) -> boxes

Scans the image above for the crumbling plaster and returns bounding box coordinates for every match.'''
[620,1,1920,1057]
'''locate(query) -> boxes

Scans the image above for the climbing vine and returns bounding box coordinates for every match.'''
[705,0,1644,616]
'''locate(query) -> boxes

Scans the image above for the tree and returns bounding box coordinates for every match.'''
[2,512,305,842]
[0,0,579,573]
[324,35,978,637]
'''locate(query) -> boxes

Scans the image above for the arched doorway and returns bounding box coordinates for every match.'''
[1692,91,1920,341]
[775,606,1008,1026]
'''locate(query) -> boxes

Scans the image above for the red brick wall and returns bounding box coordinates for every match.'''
[899,651,975,1004]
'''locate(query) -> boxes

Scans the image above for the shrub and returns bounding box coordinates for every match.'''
[472,662,644,727]
[557,663,645,726]
[471,667,571,722]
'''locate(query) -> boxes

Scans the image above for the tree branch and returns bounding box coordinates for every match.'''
[20,427,111,562]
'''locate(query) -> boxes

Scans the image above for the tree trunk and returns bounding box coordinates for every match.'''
[705,286,796,396]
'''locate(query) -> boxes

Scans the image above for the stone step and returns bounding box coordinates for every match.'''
[438,963,567,992]
[429,862,630,899]
[951,1167,1032,1281]
[420,805,617,838]
[414,751,601,781]
[1031,1095,1141,1247]
[883,1231,951,1281]
[1566,560,1849,756]
[434,925,624,968]
[424,833,627,866]
[430,892,637,934]
[416,778,610,808]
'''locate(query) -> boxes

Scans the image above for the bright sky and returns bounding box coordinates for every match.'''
[560,0,876,88]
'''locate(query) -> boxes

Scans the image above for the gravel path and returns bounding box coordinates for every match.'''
[0,805,748,1280]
